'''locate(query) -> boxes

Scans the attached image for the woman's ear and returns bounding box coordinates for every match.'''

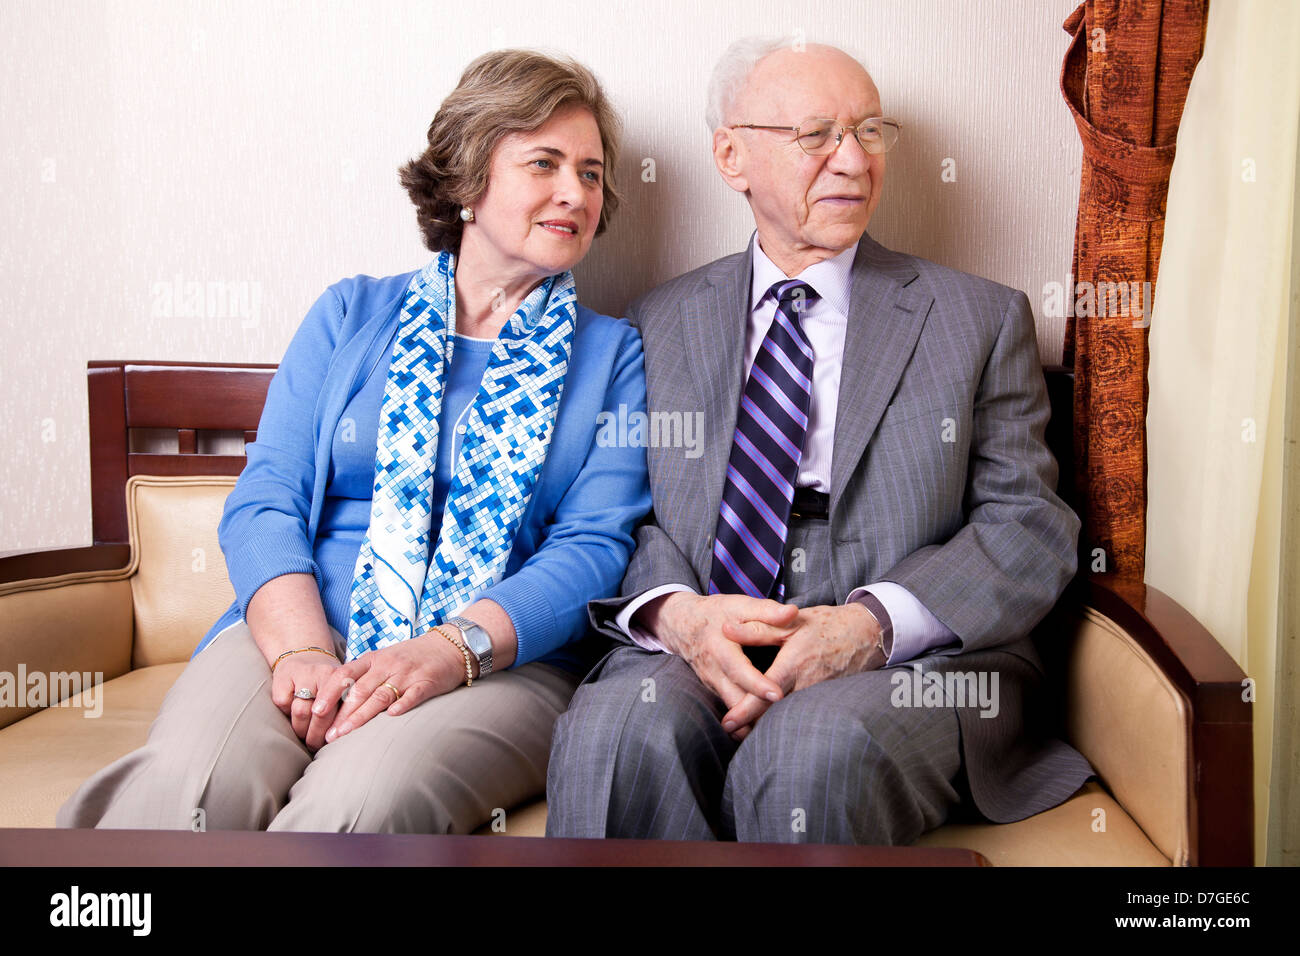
[712,127,749,194]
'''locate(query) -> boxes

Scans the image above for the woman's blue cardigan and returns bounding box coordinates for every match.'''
[194,269,651,672]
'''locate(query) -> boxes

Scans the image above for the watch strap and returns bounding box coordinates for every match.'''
[855,591,894,662]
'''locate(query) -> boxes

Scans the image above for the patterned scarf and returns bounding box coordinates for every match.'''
[344,251,576,660]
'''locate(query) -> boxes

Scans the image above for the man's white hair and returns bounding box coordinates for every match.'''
[705,36,874,131]
[705,36,788,131]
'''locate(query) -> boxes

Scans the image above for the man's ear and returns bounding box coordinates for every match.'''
[712,127,749,194]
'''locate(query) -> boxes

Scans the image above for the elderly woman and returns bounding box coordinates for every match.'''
[57,50,649,834]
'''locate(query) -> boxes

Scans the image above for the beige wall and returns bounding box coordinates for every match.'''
[0,0,1082,551]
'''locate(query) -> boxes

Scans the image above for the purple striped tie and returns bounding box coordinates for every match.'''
[709,279,818,601]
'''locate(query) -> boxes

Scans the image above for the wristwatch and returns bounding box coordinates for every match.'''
[447,616,493,678]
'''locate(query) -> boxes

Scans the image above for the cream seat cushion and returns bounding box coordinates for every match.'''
[3,664,1169,868]
[480,788,1169,864]
[1061,606,1190,865]
[914,781,1170,865]
[0,663,186,829]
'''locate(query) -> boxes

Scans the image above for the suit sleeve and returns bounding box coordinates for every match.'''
[880,290,1079,653]
[587,297,704,639]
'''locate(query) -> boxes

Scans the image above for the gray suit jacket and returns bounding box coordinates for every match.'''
[590,232,1094,823]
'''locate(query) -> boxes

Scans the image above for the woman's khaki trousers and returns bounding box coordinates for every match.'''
[56,622,579,833]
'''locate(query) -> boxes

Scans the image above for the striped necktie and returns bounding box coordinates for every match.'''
[708,279,818,601]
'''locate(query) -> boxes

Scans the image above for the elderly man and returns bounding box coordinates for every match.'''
[546,37,1094,844]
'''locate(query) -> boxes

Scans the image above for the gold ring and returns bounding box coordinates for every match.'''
[381,681,401,701]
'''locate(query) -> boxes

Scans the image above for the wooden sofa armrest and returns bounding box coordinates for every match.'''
[0,545,135,728]
[1083,574,1253,866]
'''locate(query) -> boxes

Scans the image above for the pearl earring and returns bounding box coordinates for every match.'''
[459,206,474,223]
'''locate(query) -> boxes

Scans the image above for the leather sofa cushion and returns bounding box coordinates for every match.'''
[0,579,134,731]
[475,798,548,837]
[0,658,1171,867]
[915,781,1170,865]
[128,476,237,667]
[479,787,1170,864]
[0,662,186,828]
[0,476,1193,865]
[1064,606,1190,865]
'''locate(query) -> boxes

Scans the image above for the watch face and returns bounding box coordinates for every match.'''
[453,619,491,657]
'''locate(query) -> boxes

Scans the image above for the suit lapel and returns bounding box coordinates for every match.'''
[829,235,934,518]
[671,234,933,563]
[680,242,752,531]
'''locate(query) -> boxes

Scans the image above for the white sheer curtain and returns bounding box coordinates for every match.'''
[1145,0,1300,865]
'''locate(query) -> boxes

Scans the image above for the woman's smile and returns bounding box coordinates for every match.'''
[537,218,580,237]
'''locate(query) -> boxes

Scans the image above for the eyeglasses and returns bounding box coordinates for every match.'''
[728,117,902,155]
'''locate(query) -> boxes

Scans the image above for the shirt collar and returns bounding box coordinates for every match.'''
[749,233,859,317]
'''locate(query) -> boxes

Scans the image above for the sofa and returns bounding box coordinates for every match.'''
[0,360,1254,865]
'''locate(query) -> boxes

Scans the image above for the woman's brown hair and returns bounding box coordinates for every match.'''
[399,49,622,254]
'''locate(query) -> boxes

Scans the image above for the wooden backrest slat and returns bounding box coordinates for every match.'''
[88,360,275,544]
[123,365,275,430]
[126,453,251,478]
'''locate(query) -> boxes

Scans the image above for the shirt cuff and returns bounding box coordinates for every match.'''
[847,581,958,665]
[614,582,696,654]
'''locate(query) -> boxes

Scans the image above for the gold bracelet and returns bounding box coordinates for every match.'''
[435,625,475,687]
[270,645,339,674]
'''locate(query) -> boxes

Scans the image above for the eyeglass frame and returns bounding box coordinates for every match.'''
[727,116,902,155]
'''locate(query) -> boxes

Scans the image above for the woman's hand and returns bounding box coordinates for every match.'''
[247,573,347,751]
[313,630,469,743]
[270,651,345,751]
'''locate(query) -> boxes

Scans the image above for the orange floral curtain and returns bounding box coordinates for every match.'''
[1060,0,1208,580]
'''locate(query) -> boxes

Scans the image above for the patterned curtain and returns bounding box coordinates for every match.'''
[1059,0,1208,579]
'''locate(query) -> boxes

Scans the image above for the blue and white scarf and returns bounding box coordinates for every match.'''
[344,251,576,661]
